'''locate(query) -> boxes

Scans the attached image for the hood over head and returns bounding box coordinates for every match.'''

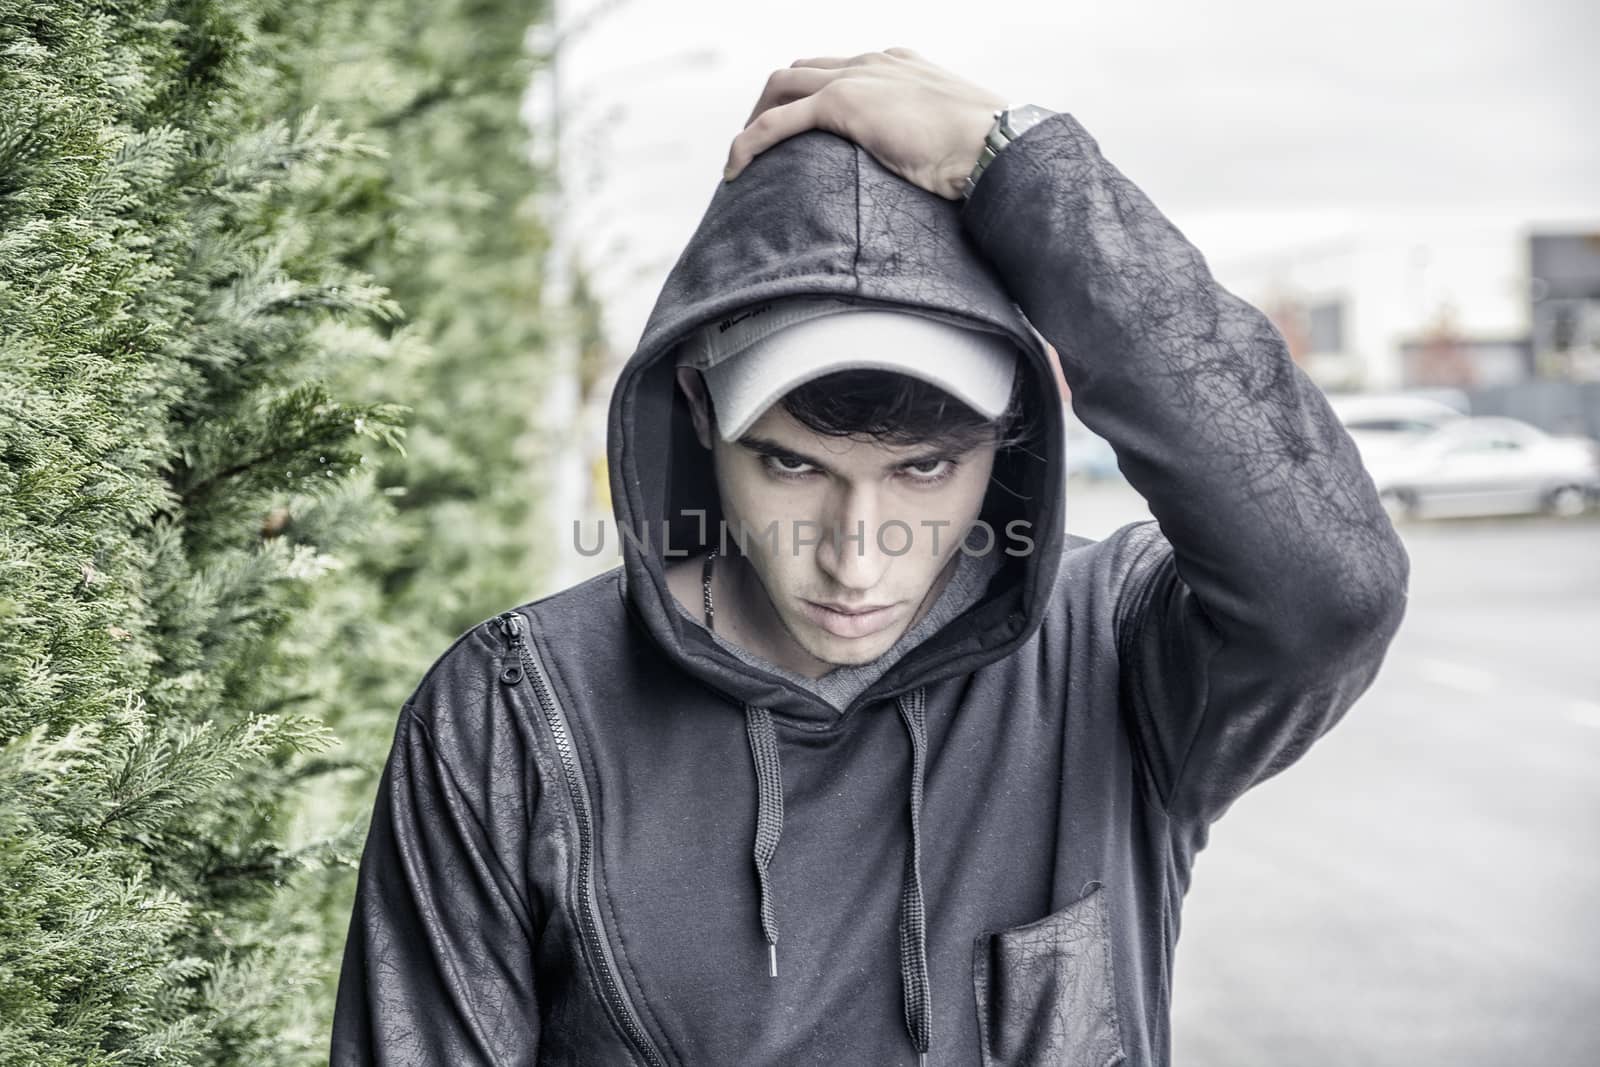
[606,127,1065,724]
[603,127,1068,1064]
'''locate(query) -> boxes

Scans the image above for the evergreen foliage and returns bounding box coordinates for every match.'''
[0,0,555,1060]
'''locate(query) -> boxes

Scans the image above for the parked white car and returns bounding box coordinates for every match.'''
[1326,392,1467,466]
[1364,415,1600,520]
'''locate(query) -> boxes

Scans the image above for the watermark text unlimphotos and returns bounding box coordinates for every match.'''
[571,511,1035,559]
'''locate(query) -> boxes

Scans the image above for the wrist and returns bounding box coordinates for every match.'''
[959,104,1059,202]
[946,100,1007,201]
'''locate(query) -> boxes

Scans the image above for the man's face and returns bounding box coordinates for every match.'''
[678,369,998,671]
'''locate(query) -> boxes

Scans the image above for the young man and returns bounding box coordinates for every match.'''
[331,49,1410,1066]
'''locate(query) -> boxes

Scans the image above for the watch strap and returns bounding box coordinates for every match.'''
[961,104,1058,201]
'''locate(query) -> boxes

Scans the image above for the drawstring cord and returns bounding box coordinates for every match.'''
[708,550,784,978]
[741,693,931,1064]
[745,702,783,978]
[706,549,932,1062]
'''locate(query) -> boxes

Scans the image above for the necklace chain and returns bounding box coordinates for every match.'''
[701,548,717,632]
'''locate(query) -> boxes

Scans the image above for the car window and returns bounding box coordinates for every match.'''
[1346,418,1440,433]
[1443,436,1522,455]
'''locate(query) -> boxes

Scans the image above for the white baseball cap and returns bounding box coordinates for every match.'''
[675,296,1019,442]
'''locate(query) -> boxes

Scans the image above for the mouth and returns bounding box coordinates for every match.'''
[798,598,900,640]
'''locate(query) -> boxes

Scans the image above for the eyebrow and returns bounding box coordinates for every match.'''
[737,433,959,475]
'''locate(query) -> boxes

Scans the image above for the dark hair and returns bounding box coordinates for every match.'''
[755,368,1032,453]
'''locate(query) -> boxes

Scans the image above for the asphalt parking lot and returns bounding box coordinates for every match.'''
[1066,480,1600,1066]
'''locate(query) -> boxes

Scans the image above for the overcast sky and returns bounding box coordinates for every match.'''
[549,0,1598,353]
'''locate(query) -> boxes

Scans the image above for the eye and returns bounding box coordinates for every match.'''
[899,457,956,484]
[762,453,819,479]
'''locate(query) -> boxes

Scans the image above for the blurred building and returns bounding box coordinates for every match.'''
[1530,232,1600,382]
[1215,218,1600,394]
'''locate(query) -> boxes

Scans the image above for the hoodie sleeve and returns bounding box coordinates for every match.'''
[330,695,540,1065]
[959,112,1410,827]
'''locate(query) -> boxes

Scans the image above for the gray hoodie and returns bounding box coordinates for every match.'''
[332,111,1409,1066]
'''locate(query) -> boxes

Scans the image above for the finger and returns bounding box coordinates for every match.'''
[882,46,926,61]
[788,51,889,70]
[724,93,824,181]
[743,66,845,128]
[789,55,850,69]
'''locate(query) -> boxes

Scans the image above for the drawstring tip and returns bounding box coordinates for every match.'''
[919,1054,927,1067]
[768,943,778,977]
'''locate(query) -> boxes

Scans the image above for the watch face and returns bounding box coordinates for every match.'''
[1001,104,1057,138]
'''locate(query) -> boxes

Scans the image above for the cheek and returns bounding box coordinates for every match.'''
[716,459,784,537]
[713,451,765,531]
[946,455,998,527]
[893,465,994,554]
[959,463,996,523]
[712,457,814,577]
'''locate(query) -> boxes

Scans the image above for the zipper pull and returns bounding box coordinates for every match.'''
[497,611,526,685]
[497,610,525,641]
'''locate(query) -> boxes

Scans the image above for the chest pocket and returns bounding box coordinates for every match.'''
[971,881,1127,1067]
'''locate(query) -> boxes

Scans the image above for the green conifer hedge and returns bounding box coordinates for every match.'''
[0,0,554,1061]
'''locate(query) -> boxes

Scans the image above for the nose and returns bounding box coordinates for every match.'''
[814,484,893,595]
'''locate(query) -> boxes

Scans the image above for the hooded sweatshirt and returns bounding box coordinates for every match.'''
[331,112,1410,1066]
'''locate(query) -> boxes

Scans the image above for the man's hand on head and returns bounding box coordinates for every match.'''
[722,47,1009,202]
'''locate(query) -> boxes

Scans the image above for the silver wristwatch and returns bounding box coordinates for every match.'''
[961,104,1058,201]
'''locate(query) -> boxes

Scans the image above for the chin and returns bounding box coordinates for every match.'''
[801,625,905,668]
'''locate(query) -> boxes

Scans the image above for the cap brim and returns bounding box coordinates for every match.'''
[701,309,1018,442]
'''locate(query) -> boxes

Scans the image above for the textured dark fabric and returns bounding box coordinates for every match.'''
[895,687,932,1057]
[331,112,1410,1066]
[973,882,1125,1067]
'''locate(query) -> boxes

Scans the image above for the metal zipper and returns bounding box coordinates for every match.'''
[496,610,668,1067]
